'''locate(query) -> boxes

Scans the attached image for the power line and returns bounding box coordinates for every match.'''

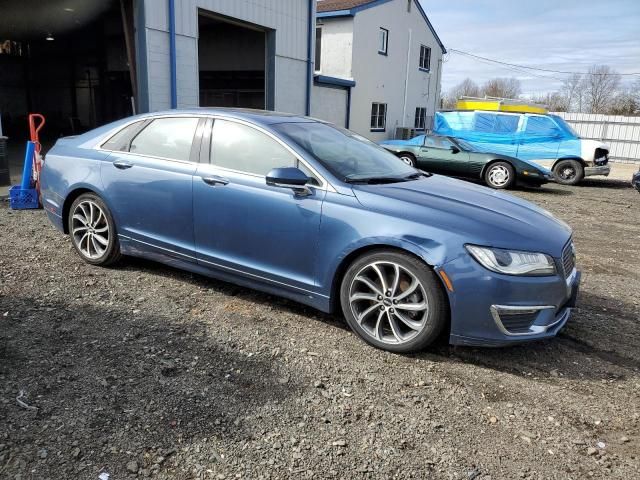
[451,51,566,81]
[448,49,640,76]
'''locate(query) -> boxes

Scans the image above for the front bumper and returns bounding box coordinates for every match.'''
[585,165,611,177]
[441,254,580,347]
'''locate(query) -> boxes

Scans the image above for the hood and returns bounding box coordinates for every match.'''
[351,175,571,256]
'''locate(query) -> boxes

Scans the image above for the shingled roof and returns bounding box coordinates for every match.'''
[317,0,376,13]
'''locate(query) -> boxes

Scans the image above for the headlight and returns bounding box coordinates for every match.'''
[466,245,556,276]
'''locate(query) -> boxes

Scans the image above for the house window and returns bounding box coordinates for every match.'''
[378,28,388,55]
[315,27,322,72]
[370,103,387,131]
[415,107,427,130]
[419,45,431,70]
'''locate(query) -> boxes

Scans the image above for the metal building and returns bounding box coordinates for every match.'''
[0,0,315,141]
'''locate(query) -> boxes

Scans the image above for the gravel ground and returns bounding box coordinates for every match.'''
[1,177,639,480]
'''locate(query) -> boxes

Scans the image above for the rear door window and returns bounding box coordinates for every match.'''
[102,121,147,151]
[130,117,199,161]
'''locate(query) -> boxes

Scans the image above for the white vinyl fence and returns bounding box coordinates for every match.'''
[552,112,640,163]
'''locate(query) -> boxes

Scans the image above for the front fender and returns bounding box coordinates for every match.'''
[315,191,454,304]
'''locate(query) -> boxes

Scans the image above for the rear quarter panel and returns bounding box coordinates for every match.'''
[41,143,111,225]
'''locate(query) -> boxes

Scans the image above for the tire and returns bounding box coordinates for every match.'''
[68,192,122,266]
[484,161,515,189]
[340,250,448,353]
[397,153,416,167]
[553,159,584,185]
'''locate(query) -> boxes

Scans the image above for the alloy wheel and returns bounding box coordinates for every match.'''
[71,200,110,259]
[400,155,415,167]
[487,165,510,187]
[348,261,429,345]
[559,166,576,181]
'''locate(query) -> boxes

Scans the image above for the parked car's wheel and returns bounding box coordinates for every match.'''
[340,250,448,353]
[397,153,416,167]
[553,159,584,185]
[484,161,515,189]
[68,193,122,266]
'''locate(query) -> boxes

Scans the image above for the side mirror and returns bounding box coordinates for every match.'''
[266,167,312,195]
[450,145,460,154]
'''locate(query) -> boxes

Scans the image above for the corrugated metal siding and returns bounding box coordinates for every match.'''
[140,0,311,113]
[552,112,640,163]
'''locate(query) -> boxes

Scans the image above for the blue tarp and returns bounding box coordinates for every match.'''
[433,111,581,161]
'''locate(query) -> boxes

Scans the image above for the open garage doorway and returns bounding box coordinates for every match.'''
[0,0,135,143]
[198,11,273,109]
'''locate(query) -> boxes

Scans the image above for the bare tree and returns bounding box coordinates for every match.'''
[630,78,640,109]
[443,78,480,109]
[608,83,639,115]
[561,73,584,112]
[479,77,521,99]
[583,65,621,113]
[531,92,569,112]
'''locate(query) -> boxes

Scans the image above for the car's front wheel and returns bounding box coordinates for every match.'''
[553,159,584,185]
[484,161,515,189]
[68,193,122,266]
[340,250,448,353]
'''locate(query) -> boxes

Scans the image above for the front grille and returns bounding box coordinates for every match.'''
[500,312,537,333]
[594,148,609,165]
[561,241,575,278]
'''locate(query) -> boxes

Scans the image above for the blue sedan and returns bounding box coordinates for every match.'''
[40,109,580,352]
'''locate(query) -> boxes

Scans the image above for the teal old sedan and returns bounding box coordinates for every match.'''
[380,134,554,189]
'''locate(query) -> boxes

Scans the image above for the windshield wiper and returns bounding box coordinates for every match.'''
[403,171,432,179]
[344,176,408,184]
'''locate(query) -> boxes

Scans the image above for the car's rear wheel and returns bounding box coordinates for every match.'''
[398,153,416,167]
[553,159,584,185]
[68,193,121,266]
[340,250,448,353]
[484,161,515,189]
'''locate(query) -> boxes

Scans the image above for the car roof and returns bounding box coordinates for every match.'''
[139,108,317,126]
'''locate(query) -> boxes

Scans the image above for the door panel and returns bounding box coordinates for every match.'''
[102,152,197,256]
[193,165,325,291]
[517,115,561,161]
[418,137,470,175]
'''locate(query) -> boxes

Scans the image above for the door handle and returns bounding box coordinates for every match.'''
[113,159,133,170]
[201,175,229,186]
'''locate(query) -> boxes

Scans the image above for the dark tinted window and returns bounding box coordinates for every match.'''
[315,27,322,71]
[210,119,296,175]
[419,45,431,70]
[102,121,146,151]
[130,117,199,161]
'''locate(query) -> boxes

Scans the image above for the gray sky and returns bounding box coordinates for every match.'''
[420,0,640,96]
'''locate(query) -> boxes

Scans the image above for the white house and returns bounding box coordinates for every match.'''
[312,0,445,141]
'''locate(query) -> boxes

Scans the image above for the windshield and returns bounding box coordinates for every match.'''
[274,122,417,181]
[549,115,579,138]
